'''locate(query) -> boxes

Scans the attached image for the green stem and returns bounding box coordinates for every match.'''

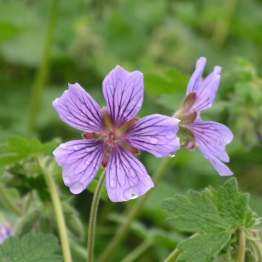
[164,249,182,262]
[97,157,173,262]
[0,186,22,216]
[211,0,238,46]
[237,230,245,262]
[87,171,106,262]
[28,0,59,133]
[120,240,152,262]
[41,161,72,262]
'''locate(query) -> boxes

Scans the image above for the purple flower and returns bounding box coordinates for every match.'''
[53,66,180,202]
[174,57,233,176]
[0,224,14,244]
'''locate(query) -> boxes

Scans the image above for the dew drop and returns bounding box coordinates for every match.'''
[150,137,159,144]
[169,153,176,158]
[70,182,84,194]
[209,126,215,130]
[60,143,67,149]
[131,194,138,200]
[73,145,78,150]
[53,98,59,104]
[110,179,116,188]
[67,116,72,120]
[109,84,114,88]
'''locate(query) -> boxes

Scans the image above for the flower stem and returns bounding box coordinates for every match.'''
[87,171,106,262]
[28,0,59,133]
[120,240,152,262]
[237,230,245,262]
[41,161,72,262]
[0,186,22,216]
[97,156,173,262]
[164,249,182,262]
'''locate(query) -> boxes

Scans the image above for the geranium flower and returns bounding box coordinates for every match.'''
[174,57,233,176]
[53,66,180,202]
[0,224,14,244]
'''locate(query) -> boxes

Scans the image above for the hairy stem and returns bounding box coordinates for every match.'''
[0,186,22,216]
[97,157,173,262]
[87,171,106,262]
[164,249,182,262]
[237,230,246,262]
[28,0,59,133]
[41,161,72,262]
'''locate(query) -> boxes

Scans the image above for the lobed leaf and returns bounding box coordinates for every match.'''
[176,231,231,262]
[0,233,62,262]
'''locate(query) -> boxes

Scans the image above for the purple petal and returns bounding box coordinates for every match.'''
[125,114,180,157]
[102,65,144,126]
[53,140,105,194]
[53,83,103,132]
[106,146,154,202]
[186,57,221,112]
[186,121,233,176]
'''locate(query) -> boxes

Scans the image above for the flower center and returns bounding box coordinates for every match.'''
[82,107,139,167]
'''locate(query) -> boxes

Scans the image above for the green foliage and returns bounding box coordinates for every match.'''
[0,233,62,262]
[162,178,259,262]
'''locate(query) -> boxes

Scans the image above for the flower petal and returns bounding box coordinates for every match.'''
[106,146,154,202]
[53,140,105,194]
[102,65,144,126]
[125,114,180,157]
[186,57,221,112]
[53,83,103,132]
[186,121,233,176]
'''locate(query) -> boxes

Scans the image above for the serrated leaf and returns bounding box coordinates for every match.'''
[162,191,229,233]
[0,233,62,262]
[176,231,231,262]
[217,178,249,227]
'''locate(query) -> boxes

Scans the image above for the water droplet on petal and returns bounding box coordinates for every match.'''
[131,194,138,200]
[53,98,59,104]
[70,182,84,194]
[109,84,114,88]
[150,137,159,144]
[73,145,78,150]
[110,179,116,188]
[67,116,72,120]
[169,153,176,158]
[209,126,215,130]
[60,143,67,149]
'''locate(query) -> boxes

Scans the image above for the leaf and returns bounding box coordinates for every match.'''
[0,233,62,262]
[162,191,229,233]
[5,136,31,156]
[0,154,25,166]
[176,231,231,262]
[217,178,249,227]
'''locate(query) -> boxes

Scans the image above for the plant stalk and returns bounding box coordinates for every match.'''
[87,171,106,262]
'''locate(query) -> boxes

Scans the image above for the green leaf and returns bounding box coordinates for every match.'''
[176,231,231,262]
[217,178,249,227]
[162,191,229,233]
[0,233,62,262]
[5,136,31,156]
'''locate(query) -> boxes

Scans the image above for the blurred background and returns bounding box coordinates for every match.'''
[1,0,262,261]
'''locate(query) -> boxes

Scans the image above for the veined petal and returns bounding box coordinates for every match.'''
[53,140,105,194]
[186,57,222,112]
[186,57,206,95]
[125,114,180,157]
[53,83,103,132]
[102,65,144,126]
[186,121,233,176]
[106,146,154,202]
